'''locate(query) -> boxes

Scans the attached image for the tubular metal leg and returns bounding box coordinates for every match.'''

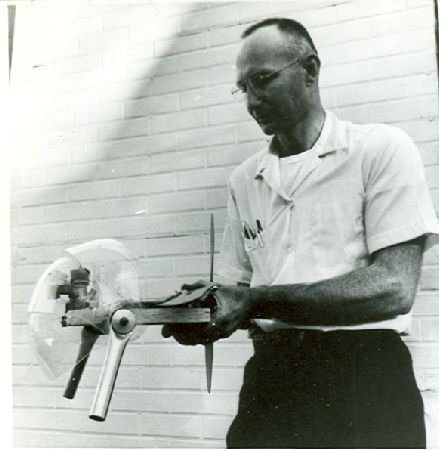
[89,310,136,422]
[64,327,99,399]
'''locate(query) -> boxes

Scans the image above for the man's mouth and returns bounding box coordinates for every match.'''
[254,113,272,124]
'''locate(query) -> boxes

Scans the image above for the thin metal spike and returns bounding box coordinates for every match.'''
[205,213,215,393]
[205,342,213,393]
[209,213,214,283]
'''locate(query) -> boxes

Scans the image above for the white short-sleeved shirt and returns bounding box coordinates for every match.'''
[216,111,439,334]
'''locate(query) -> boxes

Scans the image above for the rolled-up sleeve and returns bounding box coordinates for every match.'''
[364,126,439,254]
[215,181,253,284]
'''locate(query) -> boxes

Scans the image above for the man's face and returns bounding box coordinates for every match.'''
[235,26,311,135]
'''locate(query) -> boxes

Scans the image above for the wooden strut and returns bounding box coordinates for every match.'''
[63,306,211,327]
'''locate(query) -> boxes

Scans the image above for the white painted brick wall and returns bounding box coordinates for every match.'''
[10,0,439,447]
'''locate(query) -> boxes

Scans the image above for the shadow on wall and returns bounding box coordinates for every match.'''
[10,2,266,299]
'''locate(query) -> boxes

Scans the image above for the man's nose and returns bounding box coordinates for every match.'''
[245,87,263,114]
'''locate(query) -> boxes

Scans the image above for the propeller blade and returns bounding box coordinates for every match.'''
[205,213,215,393]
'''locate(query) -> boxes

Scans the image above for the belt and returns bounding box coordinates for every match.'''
[249,326,399,356]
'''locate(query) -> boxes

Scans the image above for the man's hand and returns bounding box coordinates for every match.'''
[161,280,253,345]
[161,323,212,346]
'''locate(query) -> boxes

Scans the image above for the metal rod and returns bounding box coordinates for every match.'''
[89,310,136,421]
[89,329,131,421]
[64,327,99,399]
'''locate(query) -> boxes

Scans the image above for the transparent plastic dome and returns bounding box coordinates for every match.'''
[28,239,141,379]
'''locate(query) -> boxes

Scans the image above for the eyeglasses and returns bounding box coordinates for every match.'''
[231,55,310,102]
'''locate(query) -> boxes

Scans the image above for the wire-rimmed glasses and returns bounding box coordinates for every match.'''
[231,55,311,103]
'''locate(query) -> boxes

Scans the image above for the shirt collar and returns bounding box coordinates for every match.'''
[254,110,348,180]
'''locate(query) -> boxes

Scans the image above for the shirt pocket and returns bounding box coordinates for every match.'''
[243,231,266,253]
[243,228,272,285]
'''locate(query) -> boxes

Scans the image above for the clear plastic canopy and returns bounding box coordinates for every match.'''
[28,239,141,379]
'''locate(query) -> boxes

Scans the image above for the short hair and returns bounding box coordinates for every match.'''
[241,17,318,55]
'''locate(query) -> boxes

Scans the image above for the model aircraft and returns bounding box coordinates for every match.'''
[28,216,217,421]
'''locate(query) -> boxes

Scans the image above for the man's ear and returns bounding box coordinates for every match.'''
[303,54,321,84]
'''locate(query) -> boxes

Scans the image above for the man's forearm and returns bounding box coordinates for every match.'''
[249,265,405,326]
[247,239,424,327]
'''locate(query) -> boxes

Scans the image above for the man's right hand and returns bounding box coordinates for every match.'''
[161,323,213,346]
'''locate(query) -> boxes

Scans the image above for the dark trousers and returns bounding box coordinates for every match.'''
[226,329,426,449]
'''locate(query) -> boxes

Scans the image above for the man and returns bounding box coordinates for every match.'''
[163,18,439,448]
